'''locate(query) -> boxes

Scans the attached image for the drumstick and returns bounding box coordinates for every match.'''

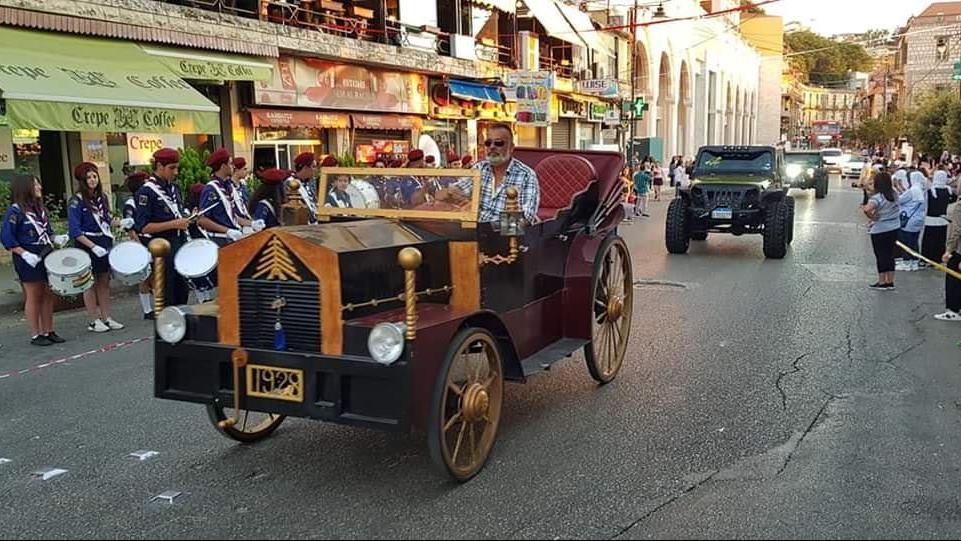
[187,201,224,223]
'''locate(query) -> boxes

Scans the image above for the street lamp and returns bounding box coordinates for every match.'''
[652,2,667,20]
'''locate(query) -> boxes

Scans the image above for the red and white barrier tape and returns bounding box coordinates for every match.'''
[0,336,151,381]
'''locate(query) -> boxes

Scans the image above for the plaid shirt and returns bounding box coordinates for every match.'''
[456,158,540,223]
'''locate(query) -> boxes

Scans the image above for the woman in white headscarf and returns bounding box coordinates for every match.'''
[921,167,957,263]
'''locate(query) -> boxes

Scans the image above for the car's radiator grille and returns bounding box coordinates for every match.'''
[239,279,320,352]
[694,187,759,209]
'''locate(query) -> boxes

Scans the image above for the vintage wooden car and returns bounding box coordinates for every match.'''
[152,149,634,481]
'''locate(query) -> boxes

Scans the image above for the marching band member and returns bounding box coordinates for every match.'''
[289,152,320,224]
[198,148,254,247]
[461,154,473,169]
[231,157,251,207]
[250,168,289,229]
[2,174,66,346]
[134,147,190,308]
[123,171,154,320]
[400,149,426,206]
[425,155,437,168]
[68,162,124,333]
[447,151,462,169]
[325,175,353,208]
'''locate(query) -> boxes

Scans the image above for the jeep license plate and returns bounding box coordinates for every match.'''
[711,208,733,220]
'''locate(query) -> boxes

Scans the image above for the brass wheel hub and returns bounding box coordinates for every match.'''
[461,383,490,423]
[607,295,624,322]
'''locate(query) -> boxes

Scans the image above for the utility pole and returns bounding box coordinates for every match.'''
[629,0,638,167]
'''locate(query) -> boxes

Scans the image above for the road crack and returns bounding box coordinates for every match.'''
[610,471,719,539]
[775,353,810,411]
[776,395,835,476]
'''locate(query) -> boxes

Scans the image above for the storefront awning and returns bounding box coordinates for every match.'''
[0,27,220,134]
[141,46,274,82]
[449,80,504,104]
[250,108,349,129]
[520,0,582,48]
[351,114,423,131]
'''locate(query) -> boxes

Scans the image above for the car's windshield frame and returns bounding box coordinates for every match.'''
[784,153,822,167]
[694,149,776,176]
[316,167,483,227]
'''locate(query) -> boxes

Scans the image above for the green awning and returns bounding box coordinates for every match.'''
[0,27,220,134]
[140,46,274,82]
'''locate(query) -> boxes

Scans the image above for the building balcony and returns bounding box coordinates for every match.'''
[0,0,501,79]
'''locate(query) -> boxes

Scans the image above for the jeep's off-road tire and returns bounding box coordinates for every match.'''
[785,196,795,245]
[690,231,708,241]
[815,176,827,199]
[763,198,790,259]
[666,198,690,254]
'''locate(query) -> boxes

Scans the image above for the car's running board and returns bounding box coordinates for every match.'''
[520,338,590,378]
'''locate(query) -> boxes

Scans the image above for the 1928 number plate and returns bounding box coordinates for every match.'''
[711,208,733,220]
[245,364,304,403]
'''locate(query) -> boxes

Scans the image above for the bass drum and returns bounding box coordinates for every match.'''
[45,248,94,297]
[346,178,381,209]
[109,241,151,286]
[174,239,219,296]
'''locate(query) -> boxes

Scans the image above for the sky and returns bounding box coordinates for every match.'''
[764,0,934,35]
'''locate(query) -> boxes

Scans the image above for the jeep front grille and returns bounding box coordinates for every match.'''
[693,187,759,209]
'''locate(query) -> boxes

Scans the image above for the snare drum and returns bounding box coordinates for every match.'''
[109,241,151,286]
[174,238,219,298]
[347,178,382,209]
[45,248,94,297]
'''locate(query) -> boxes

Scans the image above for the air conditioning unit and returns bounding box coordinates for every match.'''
[450,34,477,61]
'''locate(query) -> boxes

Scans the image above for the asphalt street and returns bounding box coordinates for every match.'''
[2,174,961,539]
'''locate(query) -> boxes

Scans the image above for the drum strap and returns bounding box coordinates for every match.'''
[230,181,251,219]
[18,204,52,246]
[144,180,183,219]
[207,179,240,229]
[89,196,114,240]
[292,176,318,221]
[258,200,276,217]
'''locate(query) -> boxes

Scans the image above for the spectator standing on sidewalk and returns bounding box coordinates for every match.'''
[633,165,651,218]
[922,170,956,264]
[862,172,901,291]
[898,167,928,271]
[651,161,664,201]
[936,199,961,320]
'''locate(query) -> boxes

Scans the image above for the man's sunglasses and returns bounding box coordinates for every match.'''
[483,140,507,148]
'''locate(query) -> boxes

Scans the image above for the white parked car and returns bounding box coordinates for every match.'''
[841,156,868,179]
[820,148,843,172]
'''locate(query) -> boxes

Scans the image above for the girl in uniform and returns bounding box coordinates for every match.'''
[250,168,289,229]
[68,162,124,332]
[1,175,65,346]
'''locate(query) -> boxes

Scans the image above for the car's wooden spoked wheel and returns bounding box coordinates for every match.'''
[430,329,504,482]
[586,236,633,384]
[207,404,286,443]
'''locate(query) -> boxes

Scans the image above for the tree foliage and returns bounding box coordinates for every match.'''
[906,92,957,155]
[854,116,903,147]
[784,31,873,85]
[175,147,211,201]
[739,0,765,14]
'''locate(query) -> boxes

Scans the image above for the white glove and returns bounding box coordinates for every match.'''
[120,217,135,230]
[21,252,41,268]
[227,229,244,242]
[251,219,266,232]
[53,234,69,248]
[91,245,108,258]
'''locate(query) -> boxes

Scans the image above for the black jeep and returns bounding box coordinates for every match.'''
[783,151,829,198]
[666,145,794,259]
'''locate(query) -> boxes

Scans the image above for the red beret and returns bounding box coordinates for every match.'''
[447,150,460,162]
[319,155,338,167]
[461,155,473,167]
[232,157,247,170]
[205,148,231,169]
[425,155,436,164]
[408,149,424,162]
[73,162,98,182]
[258,168,290,185]
[294,152,315,170]
[153,147,180,166]
[389,158,404,168]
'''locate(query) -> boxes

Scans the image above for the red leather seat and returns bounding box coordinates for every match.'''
[534,154,597,221]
